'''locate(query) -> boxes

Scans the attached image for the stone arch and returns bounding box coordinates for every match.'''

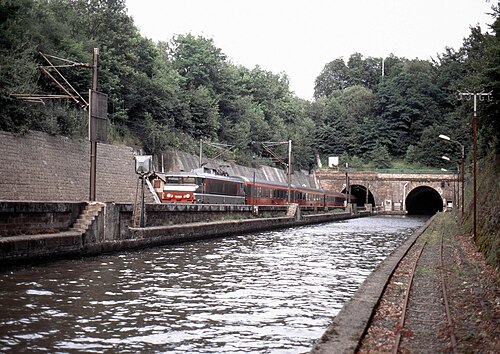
[341,184,375,206]
[405,185,443,215]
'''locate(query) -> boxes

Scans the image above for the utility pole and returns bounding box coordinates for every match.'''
[199,139,203,167]
[261,140,292,203]
[439,134,465,214]
[10,48,105,202]
[458,91,493,243]
[89,48,99,201]
[288,139,292,203]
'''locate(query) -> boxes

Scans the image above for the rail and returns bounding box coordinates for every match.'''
[392,233,457,353]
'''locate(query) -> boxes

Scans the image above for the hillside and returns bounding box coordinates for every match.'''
[459,152,499,266]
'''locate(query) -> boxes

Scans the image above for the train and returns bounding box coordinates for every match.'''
[151,168,355,208]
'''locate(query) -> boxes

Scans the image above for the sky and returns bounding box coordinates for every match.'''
[125,0,495,100]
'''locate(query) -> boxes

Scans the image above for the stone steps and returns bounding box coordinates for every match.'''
[69,203,103,234]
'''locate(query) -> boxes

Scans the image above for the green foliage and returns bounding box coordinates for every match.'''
[314,53,382,98]
[375,60,444,156]
[1,0,499,175]
[365,142,392,168]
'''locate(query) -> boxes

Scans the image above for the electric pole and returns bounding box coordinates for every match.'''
[89,48,99,201]
[458,90,493,243]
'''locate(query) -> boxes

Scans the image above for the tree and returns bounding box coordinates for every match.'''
[0,0,49,132]
[169,34,227,93]
[346,53,381,90]
[365,142,391,168]
[314,58,350,97]
[374,60,444,156]
[314,54,382,98]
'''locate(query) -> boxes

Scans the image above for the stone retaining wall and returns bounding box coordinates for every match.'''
[0,130,317,204]
[0,201,84,236]
[0,131,139,202]
[0,201,362,266]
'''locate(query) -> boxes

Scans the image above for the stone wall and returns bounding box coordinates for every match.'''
[317,170,456,208]
[0,130,317,203]
[0,201,362,265]
[0,131,139,202]
[0,201,84,236]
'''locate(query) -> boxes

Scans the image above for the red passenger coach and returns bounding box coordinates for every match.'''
[242,178,289,205]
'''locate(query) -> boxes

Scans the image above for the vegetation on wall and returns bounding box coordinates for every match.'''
[1,0,499,172]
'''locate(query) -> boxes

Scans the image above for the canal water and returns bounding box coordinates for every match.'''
[0,215,426,353]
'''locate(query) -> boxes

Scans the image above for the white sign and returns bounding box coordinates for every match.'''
[328,156,339,167]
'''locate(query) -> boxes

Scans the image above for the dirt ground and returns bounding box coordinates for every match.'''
[357,213,499,353]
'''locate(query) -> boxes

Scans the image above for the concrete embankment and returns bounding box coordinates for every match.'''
[309,214,436,353]
[0,201,369,266]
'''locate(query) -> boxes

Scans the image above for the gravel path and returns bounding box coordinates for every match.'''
[358,213,499,353]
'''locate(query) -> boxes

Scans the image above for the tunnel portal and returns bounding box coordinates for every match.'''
[343,184,375,207]
[406,186,443,215]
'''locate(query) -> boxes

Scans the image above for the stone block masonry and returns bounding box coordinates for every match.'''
[0,201,365,266]
[0,130,316,203]
[0,201,84,236]
[0,131,139,202]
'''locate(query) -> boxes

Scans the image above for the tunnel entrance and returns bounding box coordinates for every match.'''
[406,186,443,215]
[342,184,375,207]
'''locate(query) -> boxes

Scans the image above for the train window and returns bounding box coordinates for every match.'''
[183,177,196,184]
[280,189,286,199]
[225,182,237,196]
[166,177,181,184]
[206,179,239,195]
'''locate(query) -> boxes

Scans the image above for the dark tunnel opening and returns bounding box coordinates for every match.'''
[406,186,443,215]
[342,185,375,206]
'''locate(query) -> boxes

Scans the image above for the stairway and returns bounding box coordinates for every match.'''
[286,203,301,220]
[70,202,104,234]
[133,177,147,227]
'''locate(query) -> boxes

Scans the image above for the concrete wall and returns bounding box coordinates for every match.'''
[103,203,289,241]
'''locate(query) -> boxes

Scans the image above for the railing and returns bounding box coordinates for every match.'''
[318,168,454,175]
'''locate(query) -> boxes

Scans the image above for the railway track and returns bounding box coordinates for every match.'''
[393,232,457,354]
[358,222,458,354]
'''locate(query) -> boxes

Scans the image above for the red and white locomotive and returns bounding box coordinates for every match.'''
[152,169,354,208]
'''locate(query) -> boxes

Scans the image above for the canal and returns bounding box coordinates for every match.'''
[0,215,427,353]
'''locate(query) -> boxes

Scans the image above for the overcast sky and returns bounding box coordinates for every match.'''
[125,0,494,100]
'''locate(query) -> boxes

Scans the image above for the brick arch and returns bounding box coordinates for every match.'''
[405,184,444,215]
[343,184,375,206]
[316,170,456,212]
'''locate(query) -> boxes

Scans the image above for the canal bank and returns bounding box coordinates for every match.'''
[309,214,436,353]
[0,201,371,266]
[310,211,499,353]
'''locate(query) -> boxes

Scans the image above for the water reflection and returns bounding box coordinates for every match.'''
[0,216,426,353]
